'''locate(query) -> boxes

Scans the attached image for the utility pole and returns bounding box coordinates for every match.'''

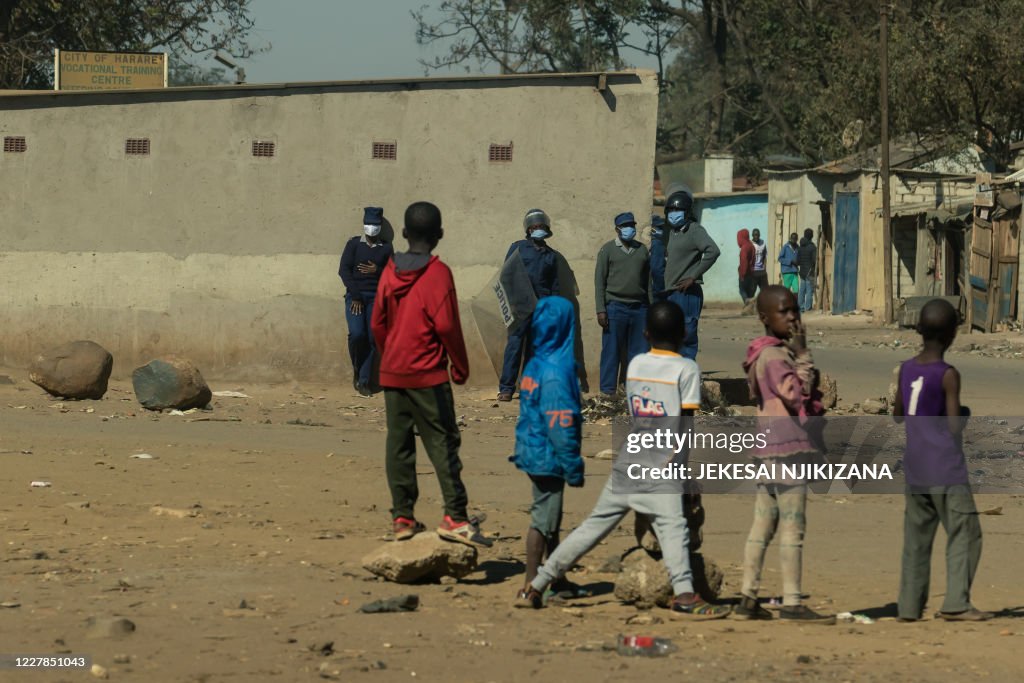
[880,1,894,323]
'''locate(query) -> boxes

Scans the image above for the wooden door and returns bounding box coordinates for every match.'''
[832,192,860,313]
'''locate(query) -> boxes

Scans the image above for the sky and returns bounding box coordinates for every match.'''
[215,0,659,83]
[235,0,460,82]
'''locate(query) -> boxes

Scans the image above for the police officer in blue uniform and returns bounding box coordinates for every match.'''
[497,209,561,401]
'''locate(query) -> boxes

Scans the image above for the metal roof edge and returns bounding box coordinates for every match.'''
[0,70,654,99]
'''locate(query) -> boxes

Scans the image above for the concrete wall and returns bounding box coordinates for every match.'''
[0,72,660,385]
[693,193,768,303]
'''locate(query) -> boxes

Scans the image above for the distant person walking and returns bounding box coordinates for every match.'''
[663,186,720,360]
[737,229,756,305]
[797,229,817,312]
[595,212,650,396]
[750,228,769,296]
[498,209,561,402]
[339,206,393,395]
[778,232,799,294]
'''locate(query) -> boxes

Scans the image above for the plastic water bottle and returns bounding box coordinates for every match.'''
[615,634,678,657]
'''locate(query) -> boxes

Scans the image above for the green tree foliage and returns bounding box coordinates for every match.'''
[0,0,260,89]
[418,0,1024,171]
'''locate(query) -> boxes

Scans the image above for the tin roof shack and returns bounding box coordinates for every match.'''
[967,173,1021,332]
[770,142,988,316]
[691,191,769,304]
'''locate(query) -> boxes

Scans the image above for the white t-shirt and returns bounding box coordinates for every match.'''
[752,241,767,271]
[626,350,702,416]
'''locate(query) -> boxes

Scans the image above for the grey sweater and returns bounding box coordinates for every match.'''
[664,222,721,288]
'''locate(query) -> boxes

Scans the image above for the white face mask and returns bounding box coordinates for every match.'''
[363,224,381,237]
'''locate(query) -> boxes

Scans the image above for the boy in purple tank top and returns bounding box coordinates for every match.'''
[892,299,991,621]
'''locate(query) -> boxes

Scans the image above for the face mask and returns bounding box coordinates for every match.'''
[364,224,381,237]
[618,227,637,241]
[667,210,685,227]
[529,229,549,241]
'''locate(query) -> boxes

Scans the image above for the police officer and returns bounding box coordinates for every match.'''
[498,209,561,401]
[595,212,649,396]
[338,206,393,395]
[663,186,720,360]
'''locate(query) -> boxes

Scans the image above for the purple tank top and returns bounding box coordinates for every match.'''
[898,358,968,487]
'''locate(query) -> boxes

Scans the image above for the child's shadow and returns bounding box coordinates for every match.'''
[459,559,525,586]
[458,559,614,598]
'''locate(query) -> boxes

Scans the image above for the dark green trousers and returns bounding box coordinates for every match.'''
[898,485,982,619]
[384,383,468,522]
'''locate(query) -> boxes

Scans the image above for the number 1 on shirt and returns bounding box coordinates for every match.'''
[907,376,924,416]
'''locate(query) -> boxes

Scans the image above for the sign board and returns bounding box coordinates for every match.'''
[54,49,167,91]
[975,172,994,208]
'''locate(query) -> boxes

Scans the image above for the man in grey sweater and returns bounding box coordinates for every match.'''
[663,187,720,360]
[594,212,650,395]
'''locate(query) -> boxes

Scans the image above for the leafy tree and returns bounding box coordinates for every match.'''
[0,0,261,89]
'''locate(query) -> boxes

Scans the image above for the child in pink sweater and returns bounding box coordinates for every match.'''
[733,286,834,624]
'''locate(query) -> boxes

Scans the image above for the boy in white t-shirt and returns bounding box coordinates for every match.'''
[515,301,730,618]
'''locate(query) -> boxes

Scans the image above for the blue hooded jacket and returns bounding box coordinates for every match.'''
[509,297,584,485]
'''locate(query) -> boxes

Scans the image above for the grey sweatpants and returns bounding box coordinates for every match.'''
[741,483,807,606]
[898,485,982,619]
[530,477,694,595]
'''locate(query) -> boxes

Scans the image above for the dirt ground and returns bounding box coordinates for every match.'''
[3,308,1024,682]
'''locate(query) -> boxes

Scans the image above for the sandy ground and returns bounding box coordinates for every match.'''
[3,308,1024,682]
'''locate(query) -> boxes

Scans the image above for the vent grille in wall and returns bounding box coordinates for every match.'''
[489,143,513,162]
[125,138,150,155]
[3,136,27,153]
[372,141,397,160]
[252,140,276,157]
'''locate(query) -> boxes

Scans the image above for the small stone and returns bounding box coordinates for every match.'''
[29,340,113,400]
[861,397,889,415]
[0,601,21,608]
[150,505,199,519]
[112,654,131,664]
[593,449,615,460]
[439,576,458,585]
[85,616,136,639]
[796,654,812,664]
[625,613,662,625]
[819,373,839,409]
[701,380,725,410]
[90,663,109,679]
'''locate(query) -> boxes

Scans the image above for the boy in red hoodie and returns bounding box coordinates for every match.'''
[371,201,491,548]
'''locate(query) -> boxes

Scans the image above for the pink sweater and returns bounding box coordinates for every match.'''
[743,336,824,460]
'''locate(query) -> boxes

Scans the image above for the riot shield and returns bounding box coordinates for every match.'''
[470,250,537,378]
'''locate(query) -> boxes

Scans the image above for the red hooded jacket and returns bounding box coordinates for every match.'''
[737,229,755,278]
[371,253,469,388]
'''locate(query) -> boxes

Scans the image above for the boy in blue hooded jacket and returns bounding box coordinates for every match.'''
[510,296,584,602]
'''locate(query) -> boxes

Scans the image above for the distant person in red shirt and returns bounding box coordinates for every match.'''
[737,229,756,305]
[371,201,491,548]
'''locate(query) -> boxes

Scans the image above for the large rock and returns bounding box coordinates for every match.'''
[132,356,211,411]
[29,340,112,399]
[361,533,477,583]
[819,372,838,409]
[701,380,725,410]
[614,548,722,608]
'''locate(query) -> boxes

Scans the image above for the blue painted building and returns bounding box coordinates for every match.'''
[693,191,769,304]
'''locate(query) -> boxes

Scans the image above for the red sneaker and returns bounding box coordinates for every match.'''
[437,515,493,548]
[392,517,425,541]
